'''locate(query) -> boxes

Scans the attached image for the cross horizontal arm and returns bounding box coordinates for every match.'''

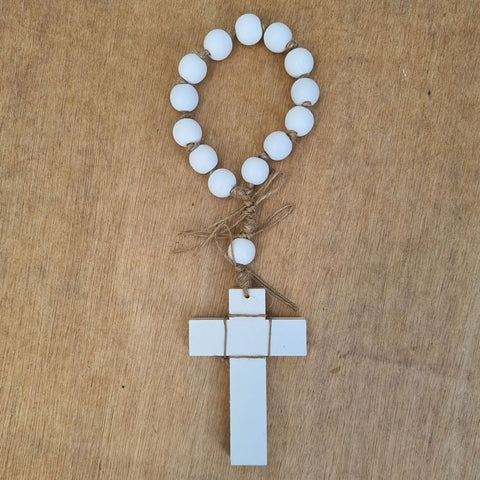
[189,317,307,357]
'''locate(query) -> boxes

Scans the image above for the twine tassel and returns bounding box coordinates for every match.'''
[174,170,297,310]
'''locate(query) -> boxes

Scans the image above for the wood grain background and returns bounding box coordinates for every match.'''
[1,1,479,478]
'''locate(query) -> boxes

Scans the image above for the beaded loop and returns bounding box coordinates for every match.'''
[170,13,319,198]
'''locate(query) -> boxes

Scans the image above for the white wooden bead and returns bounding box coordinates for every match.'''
[178,53,207,84]
[169,83,199,112]
[241,157,269,185]
[208,168,236,198]
[235,13,263,46]
[284,47,314,78]
[285,106,314,137]
[291,77,320,106]
[204,29,233,61]
[263,22,292,53]
[172,118,202,146]
[227,238,256,265]
[263,131,293,161]
[189,144,218,174]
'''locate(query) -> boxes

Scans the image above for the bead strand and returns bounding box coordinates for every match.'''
[170,13,320,269]
[170,14,319,197]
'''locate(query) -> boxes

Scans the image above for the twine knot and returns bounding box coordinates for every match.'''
[235,264,251,298]
[174,169,297,310]
[231,185,257,238]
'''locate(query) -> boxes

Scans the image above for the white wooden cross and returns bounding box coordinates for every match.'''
[189,288,307,466]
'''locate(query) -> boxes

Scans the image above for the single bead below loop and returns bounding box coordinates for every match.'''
[228,238,256,265]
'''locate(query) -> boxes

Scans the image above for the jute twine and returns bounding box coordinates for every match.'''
[175,169,297,311]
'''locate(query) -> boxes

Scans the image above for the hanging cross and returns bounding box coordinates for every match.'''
[189,288,307,466]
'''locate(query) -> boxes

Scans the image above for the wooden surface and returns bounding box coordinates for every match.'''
[1,1,479,478]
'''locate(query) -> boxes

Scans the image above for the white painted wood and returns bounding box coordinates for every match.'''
[226,317,269,356]
[227,238,256,265]
[230,358,267,466]
[270,318,307,356]
[188,289,308,466]
[228,288,266,315]
[189,319,225,356]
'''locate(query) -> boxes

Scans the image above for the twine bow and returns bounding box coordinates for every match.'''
[174,170,297,311]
